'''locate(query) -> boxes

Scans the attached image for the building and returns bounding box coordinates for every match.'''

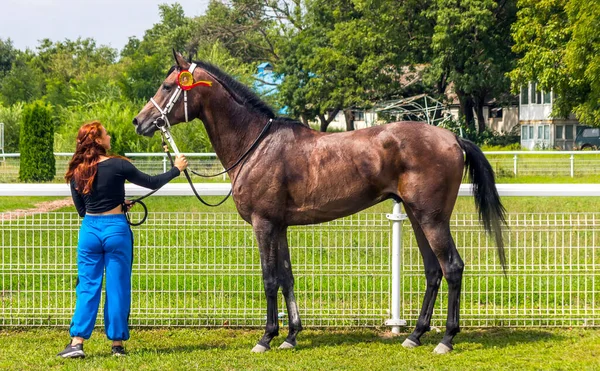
[519,82,580,150]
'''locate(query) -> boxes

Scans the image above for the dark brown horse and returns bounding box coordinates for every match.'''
[133,52,506,354]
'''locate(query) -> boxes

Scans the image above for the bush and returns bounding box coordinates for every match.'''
[438,117,520,147]
[0,103,23,152]
[19,101,55,182]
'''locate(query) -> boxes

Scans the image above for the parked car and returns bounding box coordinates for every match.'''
[575,126,600,150]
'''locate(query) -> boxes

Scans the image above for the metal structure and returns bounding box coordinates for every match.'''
[0,123,4,161]
[372,94,453,126]
[1,186,599,328]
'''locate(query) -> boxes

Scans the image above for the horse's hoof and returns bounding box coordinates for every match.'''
[278,341,295,350]
[433,343,453,354]
[402,338,420,349]
[251,343,270,353]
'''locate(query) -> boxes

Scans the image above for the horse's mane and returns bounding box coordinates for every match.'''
[168,62,310,128]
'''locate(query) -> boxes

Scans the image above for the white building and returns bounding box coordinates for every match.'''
[519,82,580,150]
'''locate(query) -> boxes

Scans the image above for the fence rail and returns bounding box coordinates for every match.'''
[2,183,600,197]
[1,196,599,328]
[2,151,600,182]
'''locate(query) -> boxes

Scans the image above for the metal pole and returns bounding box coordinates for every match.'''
[385,201,407,333]
[513,154,518,176]
[570,154,574,177]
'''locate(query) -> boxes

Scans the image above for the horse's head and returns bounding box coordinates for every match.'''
[133,51,213,137]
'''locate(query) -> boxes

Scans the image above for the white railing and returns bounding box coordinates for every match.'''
[0,185,599,329]
[1,183,599,197]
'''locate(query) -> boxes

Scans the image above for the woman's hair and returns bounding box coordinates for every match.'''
[65,121,109,194]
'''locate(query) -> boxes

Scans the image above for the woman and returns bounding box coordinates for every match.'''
[58,121,187,358]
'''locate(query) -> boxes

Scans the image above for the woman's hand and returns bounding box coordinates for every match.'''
[174,154,188,172]
[123,200,134,212]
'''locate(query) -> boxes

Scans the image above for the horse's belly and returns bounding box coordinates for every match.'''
[285,187,387,225]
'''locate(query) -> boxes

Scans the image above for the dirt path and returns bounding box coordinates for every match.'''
[0,198,74,221]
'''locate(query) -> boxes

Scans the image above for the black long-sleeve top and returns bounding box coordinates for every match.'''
[70,157,180,217]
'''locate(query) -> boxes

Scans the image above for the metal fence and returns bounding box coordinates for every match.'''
[2,151,600,182]
[1,209,598,328]
[0,153,227,182]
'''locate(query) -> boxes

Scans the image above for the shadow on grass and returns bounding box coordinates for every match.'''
[295,328,566,351]
[455,328,567,348]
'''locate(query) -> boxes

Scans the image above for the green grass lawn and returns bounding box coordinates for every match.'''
[1,328,599,370]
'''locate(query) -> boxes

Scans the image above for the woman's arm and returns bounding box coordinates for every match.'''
[121,159,181,190]
[70,181,87,217]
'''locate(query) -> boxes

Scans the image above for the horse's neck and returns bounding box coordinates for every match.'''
[199,107,267,171]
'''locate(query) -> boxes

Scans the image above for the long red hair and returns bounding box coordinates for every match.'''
[65,121,110,195]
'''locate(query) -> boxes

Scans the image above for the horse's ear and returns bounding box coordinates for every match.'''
[173,49,190,69]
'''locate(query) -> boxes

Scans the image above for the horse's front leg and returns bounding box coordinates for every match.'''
[277,232,302,349]
[251,218,282,353]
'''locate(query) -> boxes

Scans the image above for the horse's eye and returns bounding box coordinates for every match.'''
[162,84,173,92]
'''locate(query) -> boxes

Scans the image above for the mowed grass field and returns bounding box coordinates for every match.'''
[1,328,600,370]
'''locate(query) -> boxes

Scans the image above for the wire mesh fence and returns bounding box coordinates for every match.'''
[0,155,227,183]
[1,211,599,328]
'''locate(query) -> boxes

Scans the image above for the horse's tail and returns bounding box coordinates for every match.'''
[457,136,507,273]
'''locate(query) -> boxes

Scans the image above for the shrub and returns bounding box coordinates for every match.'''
[0,102,23,152]
[19,101,55,182]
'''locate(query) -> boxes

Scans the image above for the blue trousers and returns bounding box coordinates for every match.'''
[69,214,133,341]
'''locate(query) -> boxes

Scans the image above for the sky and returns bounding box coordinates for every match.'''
[0,0,210,52]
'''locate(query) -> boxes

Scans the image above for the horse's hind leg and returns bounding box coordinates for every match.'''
[402,207,443,349]
[251,218,282,353]
[277,235,303,349]
[420,222,464,354]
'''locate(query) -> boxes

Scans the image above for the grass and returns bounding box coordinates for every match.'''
[1,328,599,370]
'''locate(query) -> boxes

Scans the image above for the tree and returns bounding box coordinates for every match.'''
[428,0,517,133]
[0,51,44,106]
[0,103,23,152]
[510,0,600,127]
[19,101,55,182]
[277,0,408,131]
[191,0,281,64]
[0,38,16,78]
[118,3,195,101]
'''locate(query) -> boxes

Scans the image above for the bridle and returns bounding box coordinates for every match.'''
[125,63,274,225]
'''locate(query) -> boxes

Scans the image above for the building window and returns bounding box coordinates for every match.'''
[522,125,529,140]
[543,90,551,104]
[544,125,550,140]
[490,107,503,118]
[538,125,543,140]
[355,111,365,121]
[529,126,534,139]
[530,83,542,104]
[565,125,574,140]
[556,125,563,139]
[521,86,529,105]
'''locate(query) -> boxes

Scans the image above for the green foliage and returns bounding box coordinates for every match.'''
[192,0,279,64]
[510,0,600,127]
[19,101,55,182]
[440,117,520,146]
[0,102,23,152]
[429,0,517,132]
[53,100,158,154]
[0,38,16,77]
[0,51,44,106]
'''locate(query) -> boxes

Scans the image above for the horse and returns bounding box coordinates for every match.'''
[133,52,506,354]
